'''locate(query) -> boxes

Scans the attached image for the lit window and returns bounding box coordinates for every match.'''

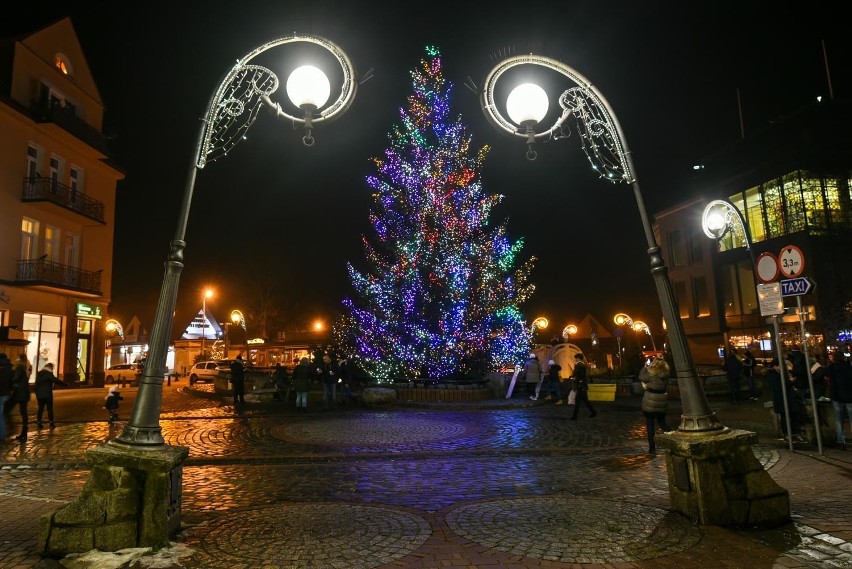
[54,53,72,76]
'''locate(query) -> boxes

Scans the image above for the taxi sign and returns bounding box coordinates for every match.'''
[780,277,813,297]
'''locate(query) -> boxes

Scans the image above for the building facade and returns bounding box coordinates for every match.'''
[0,18,124,385]
[654,100,852,364]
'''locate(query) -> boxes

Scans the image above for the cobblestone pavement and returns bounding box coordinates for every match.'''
[1,382,851,568]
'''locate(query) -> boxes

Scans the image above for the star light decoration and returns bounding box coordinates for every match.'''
[336,47,535,380]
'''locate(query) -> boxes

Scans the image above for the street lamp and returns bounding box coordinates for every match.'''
[613,313,633,368]
[104,319,124,340]
[231,309,247,362]
[480,54,790,527]
[562,324,577,341]
[44,34,360,553]
[481,55,719,432]
[632,320,657,352]
[200,288,213,360]
[529,316,548,337]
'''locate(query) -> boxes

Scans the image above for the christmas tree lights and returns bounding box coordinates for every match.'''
[335,47,535,381]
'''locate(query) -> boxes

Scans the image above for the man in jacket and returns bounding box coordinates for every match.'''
[570,354,596,420]
[35,362,66,429]
[230,355,246,406]
[318,353,341,410]
[10,353,32,442]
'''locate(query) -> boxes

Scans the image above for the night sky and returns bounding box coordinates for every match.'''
[9,2,848,340]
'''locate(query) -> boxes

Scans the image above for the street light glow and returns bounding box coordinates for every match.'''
[506,83,549,126]
[286,65,331,109]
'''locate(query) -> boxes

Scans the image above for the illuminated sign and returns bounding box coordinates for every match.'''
[247,338,265,345]
[76,303,103,319]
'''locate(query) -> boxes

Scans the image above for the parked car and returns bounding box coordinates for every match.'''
[189,360,230,384]
[105,363,142,386]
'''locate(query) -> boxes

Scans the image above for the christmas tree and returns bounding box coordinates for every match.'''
[335,46,536,381]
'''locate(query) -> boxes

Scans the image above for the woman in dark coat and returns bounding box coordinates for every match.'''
[640,356,671,455]
[35,362,66,429]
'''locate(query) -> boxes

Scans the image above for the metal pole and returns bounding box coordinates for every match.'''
[798,295,823,454]
[201,296,207,360]
[771,317,794,451]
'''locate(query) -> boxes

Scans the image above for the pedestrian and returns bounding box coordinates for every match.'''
[272,362,289,402]
[230,355,246,406]
[765,358,803,442]
[640,356,671,455]
[292,357,313,412]
[0,353,12,440]
[318,352,340,410]
[540,359,561,401]
[9,353,32,441]
[723,346,744,403]
[787,345,808,396]
[104,385,123,424]
[742,345,759,400]
[570,353,596,420]
[35,362,66,429]
[826,351,852,450]
[524,353,542,400]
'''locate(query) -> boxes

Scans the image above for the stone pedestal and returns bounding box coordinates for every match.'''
[656,428,790,528]
[39,440,189,557]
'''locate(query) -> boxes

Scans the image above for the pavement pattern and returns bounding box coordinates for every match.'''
[1,380,851,568]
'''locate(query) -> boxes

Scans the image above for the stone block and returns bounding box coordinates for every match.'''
[105,487,141,521]
[53,491,108,525]
[747,494,792,527]
[45,525,94,556]
[94,519,138,551]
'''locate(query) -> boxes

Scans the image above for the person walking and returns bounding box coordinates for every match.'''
[272,362,289,402]
[292,357,313,412]
[826,351,852,450]
[230,355,246,406]
[539,359,561,401]
[318,352,341,410]
[35,362,66,429]
[742,345,759,401]
[640,356,671,455]
[765,358,803,442]
[0,353,12,440]
[723,346,744,403]
[10,353,32,442]
[524,353,542,400]
[104,385,123,424]
[570,354,596,420]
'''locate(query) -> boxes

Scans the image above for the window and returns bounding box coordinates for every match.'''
[27,145,39,178]
[62,232,79,267]
[21,217,38,260]
[673,280,689,319]
[53,53,73,76]
[45,225,60,262]
[69,166,82,207]
[49,156,61,194]
[692,277,710,317]
[668,230,685,267]
[687,228,703,264]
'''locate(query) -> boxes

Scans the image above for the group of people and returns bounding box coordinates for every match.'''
[268,353,356,412]
[1,352,66,442]
[722,345,759,403]
[765,349,852,449]
[522,352,597,420]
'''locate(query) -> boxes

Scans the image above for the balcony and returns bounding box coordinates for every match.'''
[21,177,105,224]
[16,258,102,296]
[29,98,111,154]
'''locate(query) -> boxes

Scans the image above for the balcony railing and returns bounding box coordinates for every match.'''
[21,177,105,224]
[16,258,102,295]
[29,98,111,154]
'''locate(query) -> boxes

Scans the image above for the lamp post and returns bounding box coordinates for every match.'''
[231,309,247,362]
[200,288,213,360]
[613,312,633,368]
[44,34,360,553]
[104,319,124,367]
[562,324,577,342]
[632,320,657,352]
[529,316,548,337]
[480,54,790,527]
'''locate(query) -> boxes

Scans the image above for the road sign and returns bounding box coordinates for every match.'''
[757,282,784,316]
[778,245,805,278]
[780,277,813,296]
[756,252,779,283]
